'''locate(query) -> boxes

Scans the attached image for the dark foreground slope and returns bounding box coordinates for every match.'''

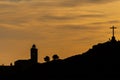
[1,40,120,79]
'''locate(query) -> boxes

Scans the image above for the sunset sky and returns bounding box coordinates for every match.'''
[0,0,120,65]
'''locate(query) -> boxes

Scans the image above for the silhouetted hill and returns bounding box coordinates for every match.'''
[1,39,120,79]
[19,40,120,79]
[62,40,120,77]
[65,40,120,64]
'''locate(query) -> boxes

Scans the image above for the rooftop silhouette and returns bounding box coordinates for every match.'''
[0,26,120,79]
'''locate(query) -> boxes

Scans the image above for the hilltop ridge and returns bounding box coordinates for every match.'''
[1,26,120,79]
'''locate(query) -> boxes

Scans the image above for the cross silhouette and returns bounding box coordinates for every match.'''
[110,26,117,37]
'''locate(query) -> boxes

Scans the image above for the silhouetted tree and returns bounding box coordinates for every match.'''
[52,54,59,60]
[44,56,50,62]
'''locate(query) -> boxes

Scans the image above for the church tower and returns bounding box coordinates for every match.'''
[30,44,38,63]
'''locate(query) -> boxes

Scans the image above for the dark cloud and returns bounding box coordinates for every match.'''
[0,0,31,2]
[0,26,45,40]
[81,10,103,13]
[73,36,97,42]
[59,0,118,7]
[0,18,28,25]
[0,4,17,8]
[79,14,105,18]
[6,0,117,7]
[42,15,76,20]
[91,20,120,25]
[57,25,101,31]
[39,13,105,21]
[0,27,27,39]
[79,0,116,3]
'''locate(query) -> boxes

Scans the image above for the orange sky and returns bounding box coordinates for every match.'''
[0,0,120,65]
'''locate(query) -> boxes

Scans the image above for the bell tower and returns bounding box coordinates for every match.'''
[30,44,38,63]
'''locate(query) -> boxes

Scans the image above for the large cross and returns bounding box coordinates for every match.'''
[110,26,117,37]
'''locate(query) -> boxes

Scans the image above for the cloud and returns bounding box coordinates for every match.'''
[0,4,15,8]
[0,0,31,2]
[91,20,120,25]
[0,26,47,40]
[0,0,118,4]
[57,25,102,31]
[36,12,105,22]
[52,0,117,5]
[41,15,76,20]
[1,0,117,7]
[58,0,118,7]
[0,17,29,26]
[0,2,18,9]
[60,0,118,7]
[79,14,105,18]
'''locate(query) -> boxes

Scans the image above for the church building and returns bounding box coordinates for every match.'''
[14,44,38,68]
